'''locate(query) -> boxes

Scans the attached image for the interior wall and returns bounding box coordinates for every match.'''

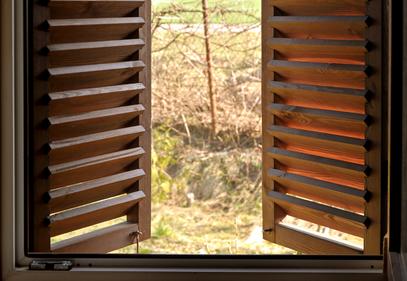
[1,0,15,278]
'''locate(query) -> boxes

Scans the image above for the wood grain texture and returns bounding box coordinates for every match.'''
[51,222,140,253]
[268,125,367,165]
[48,169,145,213]
[47,39,145,67]
[49,125,145,164]
[49,0,144,19]
[270,0,366,16]
[363,0,384,255]
[269,38,367,64]
[274,224,363,255]
[30,0,152,253]
[268,81,367,114]
[269,103,368,139]
[48,83,145,115]
[269,168,367,213]
[49,147,145,189]
[126,0,152,243]
[48,17,145,44]
[268,191,368,237]
[48,105,144,141]
[48,61,145,92]
[269,16,368,40]
[31,0,52,252]
[268,60,367,89]
[269,147,367,190]
[263,0,383,255]
[48,191,145,236]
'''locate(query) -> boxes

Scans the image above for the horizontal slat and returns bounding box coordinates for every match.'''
[269,125,366,164]
[49,126,145,164]
[48,191,145,236]
[47,17,145,44]
[47,39,145,67]
[269,104,368,123]
[269,81,368,97]
[48,105,144,141]
[48,61,144,76]
[49,0,144,19]
[269,103,368,139]
[274,224,363,255]
[48,169,145,212]
[49,147,145,189]
[269,168,367,213]
[269,147,367,189]
[270,0,366,16]
[48,83,145,115]
[268,191,368,237]
[269,147,369,175]
[269,38,367,64]
[269,16,368,40]
[268,60,367,89]
[48,61,145,92]
[51,222,140,253]
[269,125,367,147]
[268,81,367,114]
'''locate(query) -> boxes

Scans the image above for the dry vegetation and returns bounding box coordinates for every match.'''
[135,2,293,254]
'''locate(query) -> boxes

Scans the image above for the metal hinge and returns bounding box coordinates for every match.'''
[29,260,73,271]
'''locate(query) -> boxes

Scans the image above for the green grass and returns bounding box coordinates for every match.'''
[153,0,261,24]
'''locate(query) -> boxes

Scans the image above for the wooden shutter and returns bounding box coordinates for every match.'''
[29,0,151,253]
[262,0,385,254]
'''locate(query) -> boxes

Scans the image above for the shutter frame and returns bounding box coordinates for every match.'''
[29,0,151,253]
[262,0,385,254]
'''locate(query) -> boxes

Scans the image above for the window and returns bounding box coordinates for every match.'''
[25,0,386,255]
[6,0,407,280]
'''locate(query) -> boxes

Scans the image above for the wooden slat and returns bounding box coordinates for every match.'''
[51,222,140,253]
[47,39,145,67]
[269,147,368,175]
[269,125,366,165]
[269,147,367,190]
[269,38,367,64]
[47,17,145,44]
[49,126,145,164]
[274,224,363,255]
[48,61,145,92]
[269,16,368,40]
[268,168,367,213]
[48,169,145,213]
[269,103,368,139]
[48,83,145,115]
[268,81,367,114]
[49,0,144,19]
[268,60,367,89]
[48,191,145,236]
[269,125,367,147]
[269,81,368,97]
[270,0,366,16]
[268,191,368,237]
[48,147,145,189]
[48,105,144,141]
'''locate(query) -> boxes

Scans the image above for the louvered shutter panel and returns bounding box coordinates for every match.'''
[30,0,151,253]
[262,0,385,254]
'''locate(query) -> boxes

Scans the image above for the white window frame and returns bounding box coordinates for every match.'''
[0,0,385,280]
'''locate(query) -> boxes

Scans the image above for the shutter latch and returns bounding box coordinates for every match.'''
[130,226,143,254]
[29,260,73,271]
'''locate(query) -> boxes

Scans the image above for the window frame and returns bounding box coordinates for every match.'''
[0,0,389,280]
